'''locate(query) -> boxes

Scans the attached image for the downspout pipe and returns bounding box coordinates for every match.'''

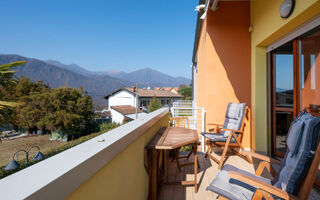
[191,0,206,104]
[192,0,206,66]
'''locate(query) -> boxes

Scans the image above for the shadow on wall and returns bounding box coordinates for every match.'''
[205,1,252,148]
[206,1,251,107]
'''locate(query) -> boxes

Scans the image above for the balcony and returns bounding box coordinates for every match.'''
[0,107,319,200]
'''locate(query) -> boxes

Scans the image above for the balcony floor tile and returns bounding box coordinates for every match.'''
[158,151,320,200]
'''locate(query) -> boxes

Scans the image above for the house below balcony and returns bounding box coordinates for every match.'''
[105,86,183,123]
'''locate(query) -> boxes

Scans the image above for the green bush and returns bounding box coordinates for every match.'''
[99,123,119,132]
[148,96,161,112]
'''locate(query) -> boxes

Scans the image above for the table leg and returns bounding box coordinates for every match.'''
[151,149,157,200]
[194,143,198,192]
[164,150,168,183]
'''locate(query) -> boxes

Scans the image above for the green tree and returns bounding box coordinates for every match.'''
[3,78,51,132]
[13,83,94,139]
[45,87,94,139]
[0,64,94,140]
[0,61,26,128]
[148,96,161,112]
[15,91,50,133]
[179,86,192,100]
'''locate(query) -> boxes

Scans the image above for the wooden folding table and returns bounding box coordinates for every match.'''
[145,126,199,200]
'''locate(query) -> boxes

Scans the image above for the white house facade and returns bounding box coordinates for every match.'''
[107,90,137,110]
[109,108,125,124]
[105,87,183,124]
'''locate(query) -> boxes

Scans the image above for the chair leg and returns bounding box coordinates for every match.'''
[173,149,181,172]
[205,141,211,159]
[218,147,228,169]
[232,133,253,164]
[218,135,232,169]
[239,145,253,164]
[176,156,181,172]
[186,146,193,160]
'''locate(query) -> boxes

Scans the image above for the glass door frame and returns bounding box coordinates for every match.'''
[270,39,300,158]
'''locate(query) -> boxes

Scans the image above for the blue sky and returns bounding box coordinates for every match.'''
[0,0,198,78]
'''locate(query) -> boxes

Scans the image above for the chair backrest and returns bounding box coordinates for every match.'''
[271,110,320,199]
[221,103,247,137]
[170,117,189,129]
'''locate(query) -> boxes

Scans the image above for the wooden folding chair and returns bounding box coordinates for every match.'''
[202,103,252,169]
[170,117,199,171]
[206,110,320,200]
[227,149,320,200]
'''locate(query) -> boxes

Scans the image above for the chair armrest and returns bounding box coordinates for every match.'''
[203,132,221,134]
[241,151,281,165]
[206,123,223,133]
[255,161,277,178]
[207,123,223,127]
[228,171,293,200]
[220,128,243,133]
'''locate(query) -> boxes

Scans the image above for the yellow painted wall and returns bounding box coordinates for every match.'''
[251,0,320,153]
[196,1,252,148]
[66,114,168,200]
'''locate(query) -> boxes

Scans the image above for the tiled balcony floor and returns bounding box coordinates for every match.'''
[159,151,320,200]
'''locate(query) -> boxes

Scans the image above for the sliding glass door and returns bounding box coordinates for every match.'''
[270,26,320,157]
[271,42,295,157]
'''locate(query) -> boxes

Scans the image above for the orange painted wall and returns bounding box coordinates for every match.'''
[196,1,252,148]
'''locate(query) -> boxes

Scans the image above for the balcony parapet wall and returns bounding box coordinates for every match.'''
[0,108,169,200]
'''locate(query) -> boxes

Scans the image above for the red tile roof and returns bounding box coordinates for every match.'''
[111,105,143,115]
[154,87,179,92]
[125,87,183,98]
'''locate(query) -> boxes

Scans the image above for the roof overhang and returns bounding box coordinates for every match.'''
[192,0,206,65]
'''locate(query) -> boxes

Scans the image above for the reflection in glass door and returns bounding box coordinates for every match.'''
[271,42,295,156]
[300,27,320,115]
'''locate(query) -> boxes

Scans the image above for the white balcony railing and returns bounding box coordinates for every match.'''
[171,100,206,151]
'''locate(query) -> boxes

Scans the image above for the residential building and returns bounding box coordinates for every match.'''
[192,0,320,158]
[105,86,183,123]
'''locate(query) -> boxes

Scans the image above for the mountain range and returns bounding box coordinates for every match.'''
[46,59,190,87]
[0,54,190,105]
